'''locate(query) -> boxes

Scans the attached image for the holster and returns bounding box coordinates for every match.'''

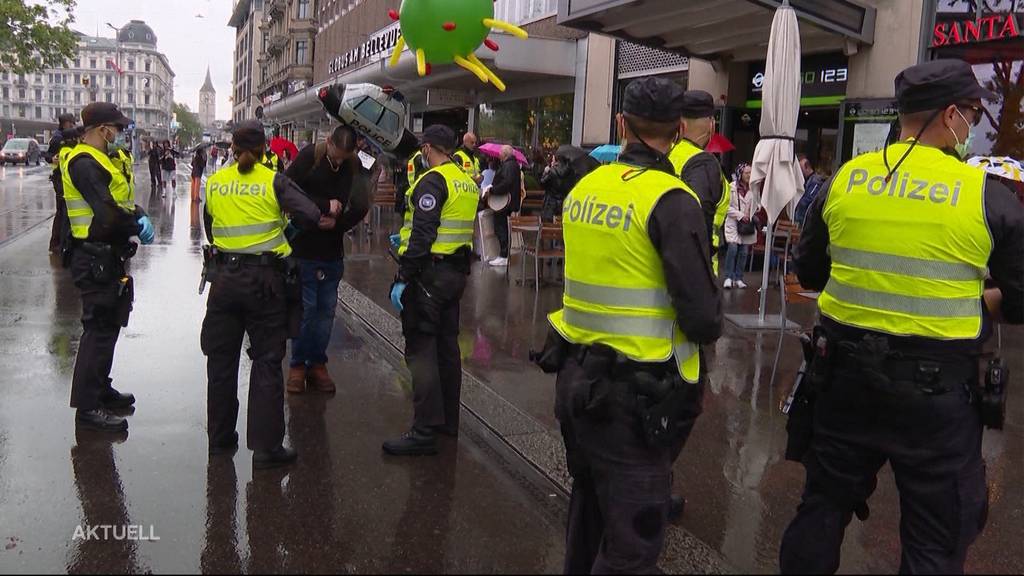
[978,357,1009,430]
[633,368,697,448]
[77,241,135,283]
[201,245,220,287]
[573,344,617,421]
[785,327,828,463]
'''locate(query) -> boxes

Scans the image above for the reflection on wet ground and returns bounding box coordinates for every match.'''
[0,175,564,573]
[345,212,1024,574]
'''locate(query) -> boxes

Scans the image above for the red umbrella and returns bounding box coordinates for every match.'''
[269,136,299,161]
[705,133,736,154]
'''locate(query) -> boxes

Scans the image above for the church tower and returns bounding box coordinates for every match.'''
[199,67,216,128]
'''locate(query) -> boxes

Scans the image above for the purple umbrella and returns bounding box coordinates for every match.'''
[477,142,528,166]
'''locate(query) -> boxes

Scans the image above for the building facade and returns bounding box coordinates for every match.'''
[257,0,316,111]
[0,20,175,141]
[229,0,266,123]
[199,67,216,127]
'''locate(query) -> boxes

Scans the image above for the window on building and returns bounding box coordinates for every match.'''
[297,0,310,19]
[127,58,135,70]
[128,93,135,103]
[145,94,150,105]
[18,106,25,118]
[145,60,151,72]
[18,88,25,99]
[2,105,7,117]
[34,106,41,119]
[75,91,81,104]
[105,75,112,87]
[90,58,97,68]
[73,58,80,68]
[105,91,113,102]
[74,73,80,84]
[34,89,41,100]
[296,40,308,64]
[34,73,42,83]
[1,72,6,81]
[127,76,134,87]
[1,87,6,99]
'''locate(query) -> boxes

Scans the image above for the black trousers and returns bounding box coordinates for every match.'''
[149,164,161,189]
[555,354,703,574]
[201,264,290,452]
[400,262,468,431]
[49,174,67,253]
[69,249,130,411]
[780,358,988,575]
[493,210,510,258]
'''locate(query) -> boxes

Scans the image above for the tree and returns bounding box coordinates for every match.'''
[984,61,1024,159]
[172,103,202,148]
[0,0,78,75]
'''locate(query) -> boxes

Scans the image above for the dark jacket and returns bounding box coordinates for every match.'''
[191,150,207,179]
[491,157,522,213]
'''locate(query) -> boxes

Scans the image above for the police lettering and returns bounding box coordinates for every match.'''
[451,179,477,194]
[207,181,269,197]
[563,195,635,231]
[846,169,960,207]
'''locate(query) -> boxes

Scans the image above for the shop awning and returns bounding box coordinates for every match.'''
[557,0,875,61]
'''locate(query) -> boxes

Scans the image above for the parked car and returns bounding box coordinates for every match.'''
[1,138,41,166]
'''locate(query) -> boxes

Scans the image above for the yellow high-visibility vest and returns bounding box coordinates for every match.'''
[260,151,279,172]
[669,139,731,274]
[406,151,425,184]
[110,148,135,205]
[205,163,291,257]
[818,141,991,340]
[398,162,479,256]
[62,144,135,240]
[453,149,481,180]
[548,163,703,383]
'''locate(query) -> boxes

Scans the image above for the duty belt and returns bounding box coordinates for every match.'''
[215,252,287,270]
[832,339,977,396]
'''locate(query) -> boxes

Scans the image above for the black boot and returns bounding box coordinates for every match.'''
[100,386,136,410]
[253,445,298,470]
[431,424,459,438]
[76,409,129,433]
[209,431,239,456]
[382,427,438,456]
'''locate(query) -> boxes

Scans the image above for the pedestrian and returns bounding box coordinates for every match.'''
[146,140,162,191]
[160,141,179,196]
[63,102,156,433]
[209,146,219,173]
[384,124,478,456]
[539,151,573,222]
[285,125,369,395]
[794,153,825,226]
[191,147,207,203]
[780,59,1024,574]
[723,163,756,289]
[542,77,721,574]
[486,145,521,267]
[669,90,731,276]
[453,131,483,185]
[201,120,338,469]
[45,112,78,255]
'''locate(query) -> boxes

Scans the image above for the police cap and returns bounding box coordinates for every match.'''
[81,102,131,130]
[418,124,456,152]
[622,77,685,123]
[232,119,266,149]
[679,90,715,119]
[895,59,996,114]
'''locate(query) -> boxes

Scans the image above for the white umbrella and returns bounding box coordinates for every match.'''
[729,0,804,329]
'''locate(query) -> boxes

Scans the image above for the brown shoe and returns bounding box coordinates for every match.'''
[306,364,336,394]
[287,365,307,394]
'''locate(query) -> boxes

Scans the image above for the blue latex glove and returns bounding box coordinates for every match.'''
[390,282,406,312]
[389,233,401,249]
[137,215,155,245]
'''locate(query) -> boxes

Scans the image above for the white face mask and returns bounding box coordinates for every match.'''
[948,108,975,159]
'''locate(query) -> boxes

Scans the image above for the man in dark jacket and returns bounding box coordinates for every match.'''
[46,113,78,254]
[146,142,162,190]
[487,145,521,267]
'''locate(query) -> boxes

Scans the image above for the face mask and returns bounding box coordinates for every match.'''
[948,108,974,159]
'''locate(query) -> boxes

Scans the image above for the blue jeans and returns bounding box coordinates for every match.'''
[290,259,344,367]
[723,243,748,281]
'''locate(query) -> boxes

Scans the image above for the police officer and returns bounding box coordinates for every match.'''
[46,113,78,254]
[669,90,730,275]
[453,131,483,185]
[64,103,155,432]
[780,59,1024,574]
[546,78,722,573]
[384,125,479,456]
[201,120,333,468]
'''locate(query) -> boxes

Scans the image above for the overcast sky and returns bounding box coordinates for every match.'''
[71,0,235,120]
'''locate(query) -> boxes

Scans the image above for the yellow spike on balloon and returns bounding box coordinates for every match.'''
[389,35,406,68]
[468,53,505,92]
[454,55,489,84]
[415,48,427,77]
[483,18,528,39]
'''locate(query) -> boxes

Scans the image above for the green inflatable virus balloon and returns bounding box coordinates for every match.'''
[388,0,528,92]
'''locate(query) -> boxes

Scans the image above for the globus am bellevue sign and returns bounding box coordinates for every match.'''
[931,11,1021,48]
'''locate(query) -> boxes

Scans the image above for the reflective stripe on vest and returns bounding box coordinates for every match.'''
[398,162,479,256]
[818,141,991,340]
[407,151,424,183]
[669,140,730,274]
[61,144,134,239]
[453,149,480,179]
[548,163,703,383]
[205,163,290,257]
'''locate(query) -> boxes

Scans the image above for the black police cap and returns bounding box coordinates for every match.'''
[232,120,267,149]
[895,59,996,114]
[680,90,715,118]
[81,102,131,130]
[622,77,685,123]
[419,125,456,152]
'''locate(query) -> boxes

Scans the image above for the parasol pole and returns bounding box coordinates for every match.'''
[759,218,773,322]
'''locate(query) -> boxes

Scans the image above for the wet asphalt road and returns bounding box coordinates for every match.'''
[0,169,565,573]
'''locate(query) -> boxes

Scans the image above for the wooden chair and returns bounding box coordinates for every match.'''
[520,190,545,214]
[371,181,396,230]
[523,223,564,292]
